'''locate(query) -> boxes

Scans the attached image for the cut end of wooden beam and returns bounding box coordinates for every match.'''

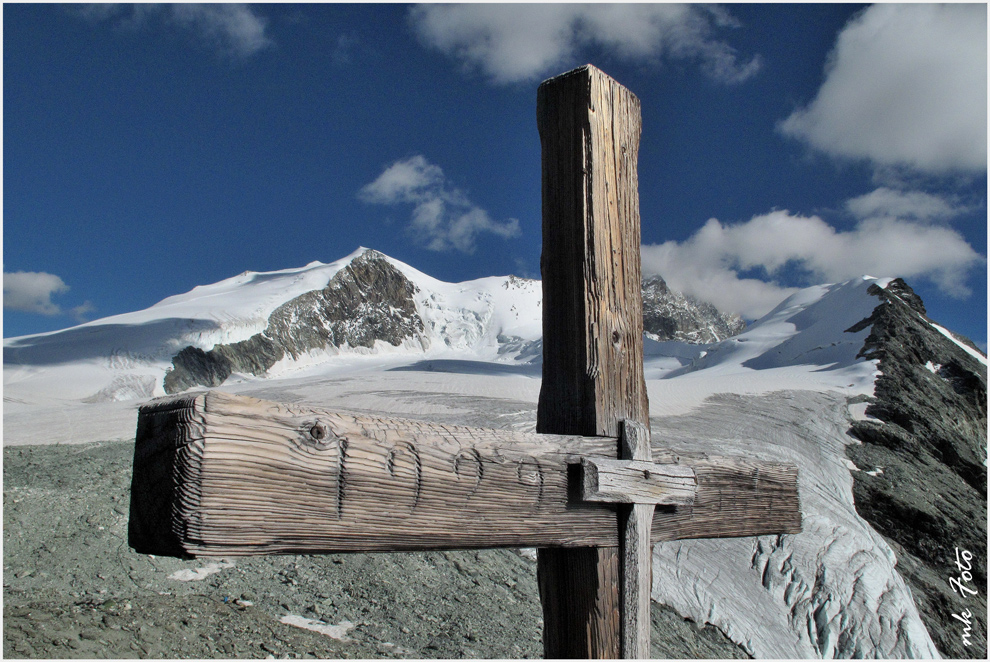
[619,420,651,462]
[537,64,642,124]
[128,392,209,558]
[538,64,637,94]
[538,63,594,87]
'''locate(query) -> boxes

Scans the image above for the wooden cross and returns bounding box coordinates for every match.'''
[128,65,801,659]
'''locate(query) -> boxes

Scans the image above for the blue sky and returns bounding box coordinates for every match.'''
[4,3,987,349]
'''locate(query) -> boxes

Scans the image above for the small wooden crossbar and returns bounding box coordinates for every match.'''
[580,458,696,505]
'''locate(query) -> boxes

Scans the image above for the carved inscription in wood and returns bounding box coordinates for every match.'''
[129,391,801,559]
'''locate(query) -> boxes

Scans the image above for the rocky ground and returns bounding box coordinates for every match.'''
[3,440,746,659]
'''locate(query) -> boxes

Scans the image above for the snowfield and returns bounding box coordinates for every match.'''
[2,251,941,657]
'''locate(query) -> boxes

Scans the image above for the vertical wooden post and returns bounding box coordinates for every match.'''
[536,65,648,658]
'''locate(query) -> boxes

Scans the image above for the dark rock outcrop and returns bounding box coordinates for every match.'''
[163,346,235,393]
[846,278,987,659]
[164,250,424,393]
[642,275,745,343]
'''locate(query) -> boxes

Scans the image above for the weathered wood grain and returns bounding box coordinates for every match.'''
[617,421,656,659]
[621,502,654,658]
[129,390,619,556]
[535,69,646,439]
[581,458,696,505]
[127,391,801,559]
[535,63,648,659]
[653,458,802,541]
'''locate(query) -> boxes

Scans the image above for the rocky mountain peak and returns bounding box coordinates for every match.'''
[641,274,746,344]
[879,277,927,315]
[163,250,425,393]
[503,274,537,290]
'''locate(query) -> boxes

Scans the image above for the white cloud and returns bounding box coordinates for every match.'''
[170,4,272,58]
[359,155,445,205]
[779,4,987,173]
[409,4,760,84]
[4,271,71,316]
[80,3,272,58]
[359,155,520,253]
[641,237,801,320]
[642,209,984,319]
[845,187,969,224]
[330,34,360,67]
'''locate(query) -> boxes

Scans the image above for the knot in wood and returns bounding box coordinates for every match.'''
[306,423,332,447]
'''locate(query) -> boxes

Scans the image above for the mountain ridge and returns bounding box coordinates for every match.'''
[845,278,987,658]
[161,249,751,393]
[6,248,985,408]
[0,247,746,397]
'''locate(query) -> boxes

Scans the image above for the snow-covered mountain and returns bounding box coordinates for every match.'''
[3,247,743,402]
[159,249,545,393]
[4,249,545,403]
[3,248,986,659]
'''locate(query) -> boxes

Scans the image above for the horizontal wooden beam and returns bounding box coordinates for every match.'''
[128,392,801,558]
